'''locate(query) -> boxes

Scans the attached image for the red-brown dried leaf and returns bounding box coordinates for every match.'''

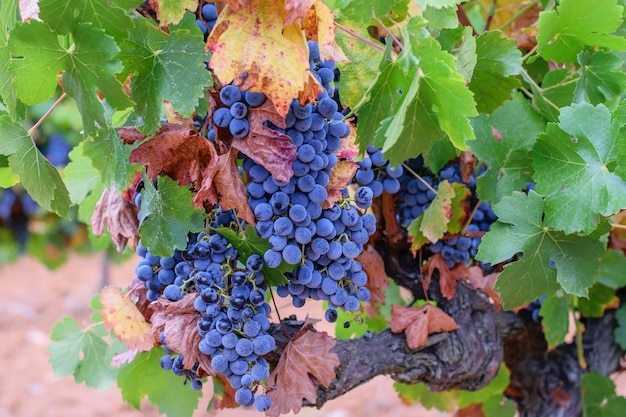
[466,266,503,311]
[321,160,357,209]
[266,330,339,416]
[193,147,256,225]
[118,126,147,145]
[231,100,297,183]
[357,245,388,316]
[302,0,347,62]
[129,123,219,186]
[100,287,155,352]
[151,294,214,374]
[550,388,571,407]
[454,403,485,417]
[390,304,459,350]
[284,0,316,25]
[297,71,325,106]
[421,253,457,300]
[91,188,140,252]
[459,151,477,185]
[212,374,239,409]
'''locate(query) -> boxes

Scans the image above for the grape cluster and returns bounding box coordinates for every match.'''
[354,144,403,197]
[243,44,374,321]
[195,2,217,38]
[212,85,266,139]
[133,207,275,410]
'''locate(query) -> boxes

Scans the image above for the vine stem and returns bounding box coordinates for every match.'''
[335,22,385,52]
[372,15,404,51]
[611,223,626,230]
[401,162,438,194]
[497,0,542,31]
[28,92,67,136]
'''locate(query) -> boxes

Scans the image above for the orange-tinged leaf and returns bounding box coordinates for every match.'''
[100,287,155,352]
[390,304,459,350]
[321,159,357,209]
[302,0,347,63]
[266,330,339,416]
[91,188,139,252]
[357,245,388,316]
[212,374,239,409]
[232,100,297,183]
[194,147,256,225]
[466,266,503,311]
[223,0,254,11]
[334,119,357,159]
[284,0,316,25]
[151,294,214,375]
[455,403,485,417]
[422,253,458,300]
[208,0,312,116]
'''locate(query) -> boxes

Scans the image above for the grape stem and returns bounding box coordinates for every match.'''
[401,162,438,194]
[335,22,386,53]
[28,92,67,136]
[371,15,403,51]
[611,223,626,230]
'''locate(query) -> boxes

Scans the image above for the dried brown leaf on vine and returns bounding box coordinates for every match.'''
[302,0,347,62]
[164,99,194,129]
[284,0,316,25]
[208,0,311,116]
[118,126,147,144]
[422,253,458,300]
[390,304,459,350]
[194,147,256,225]
[266,330,339,416]
[151,294,213,374]
[459,151,477,185]
[357,245,388,316]
[212,374,239,409]
[91,188,139,252]
[321,160,358,209]
[454,403,485,417]
[609,210,626,253]
[100,287,155,352]
[466,265,503,311]
[232,100,297,183]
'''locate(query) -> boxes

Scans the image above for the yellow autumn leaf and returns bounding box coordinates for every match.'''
[100,287,155,352]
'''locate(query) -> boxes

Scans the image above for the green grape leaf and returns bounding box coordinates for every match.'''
[578,283,617,318]
[382,17,477,165]
[335,20,384,109]
[470,92,544,204]
[49,317,118,389]
[356,53,410,152]
[118,347,202,417]
[394,381,458,411]
[0,116,71,217]
[537,0,626,63]
[152,0,197,25]
[457,364,510,408]
[217,225,291,286]
[39,0,133,42]
[481,396,516,417]
[597,249,626,289]
[8,20,132,135]
[0,27,26,121]
[539,295,570,347]
[120,18,212,135]
[581,372,626,417]
[533,103,626,234]
[63,142,101,205]
[139,175,205,257]
[0,166,19,187]
[575,50,626,107]
[454,27,476,81]
[469,30,522,114]
[476,191,605,308]
[83,128,139,189]
[530,69,577,122]
[336,0,395,22]
[424,6,459,30]
[614,304,626,350]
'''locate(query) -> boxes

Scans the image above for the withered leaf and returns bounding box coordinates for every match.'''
[333,119,357,159]
[459,151,477,185]
[302,0,347,63]
[266,330,339,416]
[212,374,239,409]
[231,100,297,183]
[194,147,255,225]
[422,253,458,300]
[151,294,213,374]
[466,266,503,311]
[357,245,388,316]
[91,188,140,252]
[321,159,357,209]
[100,287,155,352]
[454,403,485,417]
[284,0,316,25]
[390,304,459,350]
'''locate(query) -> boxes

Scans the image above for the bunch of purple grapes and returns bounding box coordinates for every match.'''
[354,144,403,197]
[212,85,266,139]
[195,2,217,38]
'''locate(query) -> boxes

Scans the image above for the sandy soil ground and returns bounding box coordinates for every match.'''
[0,254,451,417]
